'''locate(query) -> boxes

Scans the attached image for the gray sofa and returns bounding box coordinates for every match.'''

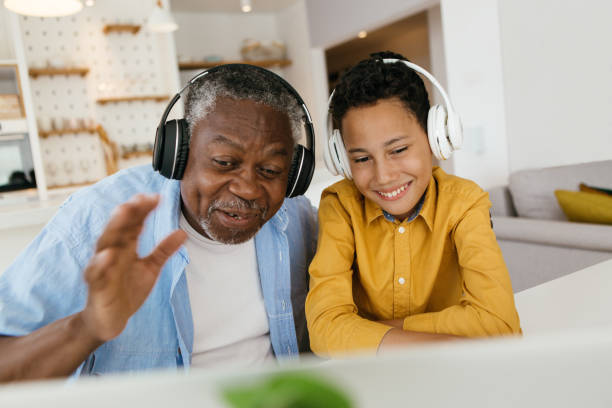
[488,160,612,292]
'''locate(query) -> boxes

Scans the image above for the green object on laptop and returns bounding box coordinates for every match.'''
[222,372,353,408]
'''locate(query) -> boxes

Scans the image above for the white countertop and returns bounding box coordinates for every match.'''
[515,258,612,334]
[0,188,76,230]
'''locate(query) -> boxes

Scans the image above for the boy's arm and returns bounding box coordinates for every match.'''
[305,192,392,357]
[401,192,522,337]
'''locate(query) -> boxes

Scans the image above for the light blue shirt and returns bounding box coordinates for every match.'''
[0,165,317,375]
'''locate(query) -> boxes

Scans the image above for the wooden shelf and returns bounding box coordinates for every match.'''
[102,24,141,35]
[29,67,89,78]
[178,59,292,70]
[96,95,170,105]
[122,150,153,160]
[38,127,98,139]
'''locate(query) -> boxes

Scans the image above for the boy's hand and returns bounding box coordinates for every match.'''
[379,319,404,329]
[79,194,187,343]
[377,327,463,354]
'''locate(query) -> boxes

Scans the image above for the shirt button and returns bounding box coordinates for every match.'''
[398,277,406,285]
[398,226,405,234]
[281,300,287,311]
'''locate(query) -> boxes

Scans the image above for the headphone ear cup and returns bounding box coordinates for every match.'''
[324,129,340,177]
[286,144,314,198]
[158,119,189,179]
[286,145,302,196]
[446,111,463,150]
[172,119,190,179]
[152,125,165,172]
[335,132,352,179]
[428,105,453,160]
[328,129,352,179]
[427,106,443,160]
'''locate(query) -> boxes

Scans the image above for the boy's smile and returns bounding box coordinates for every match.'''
[375,181,412,201]
[341,97,433,221]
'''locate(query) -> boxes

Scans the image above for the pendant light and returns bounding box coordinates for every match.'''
[240,0,252,13]
[3,0,83,17]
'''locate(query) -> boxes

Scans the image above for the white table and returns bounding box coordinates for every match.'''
[2,328,612,407]
[515,258,612,334]
[3,262,612,407]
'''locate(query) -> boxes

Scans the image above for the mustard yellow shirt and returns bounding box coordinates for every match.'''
[306,167,521,356]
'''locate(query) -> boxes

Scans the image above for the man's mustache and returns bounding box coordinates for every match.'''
[208,198,268,219]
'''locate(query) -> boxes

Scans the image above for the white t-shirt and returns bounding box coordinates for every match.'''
[179,212,275,368]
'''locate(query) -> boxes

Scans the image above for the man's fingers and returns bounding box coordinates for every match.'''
[143,230,187,269]
[84,247,116,287]
[96,194,160,251]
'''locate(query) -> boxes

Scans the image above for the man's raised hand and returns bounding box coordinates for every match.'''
[79,194,187,342]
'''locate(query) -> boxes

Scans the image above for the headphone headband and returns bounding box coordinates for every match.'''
[381,58,455,116]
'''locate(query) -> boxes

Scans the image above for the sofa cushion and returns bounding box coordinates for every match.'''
[555,190,612,225]
[508,160,612,220]
[492,216,612,251]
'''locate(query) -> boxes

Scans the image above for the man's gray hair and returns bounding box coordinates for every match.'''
[184,65,304,142]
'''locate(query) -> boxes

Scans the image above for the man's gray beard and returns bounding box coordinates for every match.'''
[199,198,268,245]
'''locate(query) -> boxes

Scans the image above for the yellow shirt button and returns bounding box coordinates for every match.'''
[398,226,406,233]
[398,277,406,285]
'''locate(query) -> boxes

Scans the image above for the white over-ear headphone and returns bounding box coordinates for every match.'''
[323,58,463,179]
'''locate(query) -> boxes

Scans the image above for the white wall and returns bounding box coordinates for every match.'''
[276,0,324,156]
[0,6,15,60]
[439,0,509,188]
[304,0,437,49]
[498,0,612,173]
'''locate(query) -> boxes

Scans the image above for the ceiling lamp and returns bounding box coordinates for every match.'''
[3,0,83,17]
[147,0,178,33]
[240,0,252,13]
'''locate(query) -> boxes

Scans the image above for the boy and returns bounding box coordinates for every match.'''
[305,52,521,357]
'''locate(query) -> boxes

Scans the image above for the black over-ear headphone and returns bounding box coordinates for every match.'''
[152,64,315,198]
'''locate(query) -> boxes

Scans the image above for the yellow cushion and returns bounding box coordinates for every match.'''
[554,190,612,224]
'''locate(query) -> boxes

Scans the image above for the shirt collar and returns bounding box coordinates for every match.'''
[364,173,436,230]
[418,174,436,231]
[153,177,188,261]
[269,201,289,232]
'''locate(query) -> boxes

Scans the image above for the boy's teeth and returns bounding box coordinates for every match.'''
[379,184,407,198]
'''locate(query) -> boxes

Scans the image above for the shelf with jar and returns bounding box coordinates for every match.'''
[37,117,97,138]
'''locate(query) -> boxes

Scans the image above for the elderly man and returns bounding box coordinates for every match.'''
[0,65,317,381]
